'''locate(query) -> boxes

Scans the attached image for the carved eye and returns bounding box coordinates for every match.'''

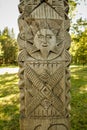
[46,34,52,39]
[38,34,44,39]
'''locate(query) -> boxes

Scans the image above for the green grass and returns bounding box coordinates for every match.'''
[0,73,20,130]
[0,64,18,68]
[70,65,87,130]
[0,66,87,130]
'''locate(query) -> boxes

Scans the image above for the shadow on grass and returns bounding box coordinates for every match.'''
[0,100,20,130]
[0,114,20,130]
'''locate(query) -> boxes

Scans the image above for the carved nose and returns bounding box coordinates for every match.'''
[43,41,47,44]
[42,39,47,44]
[41,37,47,44]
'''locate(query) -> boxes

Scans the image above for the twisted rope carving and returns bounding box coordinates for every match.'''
[64,0,71,118]
[18,1,25,130]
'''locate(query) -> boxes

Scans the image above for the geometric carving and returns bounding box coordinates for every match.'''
[18,0,71,130]
[29,3,62,19]
[25,63,65,117]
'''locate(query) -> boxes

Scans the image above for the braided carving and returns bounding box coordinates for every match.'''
[18,0,71,130]
[64,0,71,118]
[18,1,26,130]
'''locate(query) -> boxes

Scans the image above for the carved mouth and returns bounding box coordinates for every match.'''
[42,44,48,47]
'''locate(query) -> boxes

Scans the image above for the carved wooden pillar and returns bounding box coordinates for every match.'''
[18,0,71,130]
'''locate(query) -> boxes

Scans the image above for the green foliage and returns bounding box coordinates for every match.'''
[0,27,18,65]
[70,29,87,65]
[68,0,86,19]
[66,1,87,66]
[71,18,87,34]
[69,0,87,35]
[69,0,77,18]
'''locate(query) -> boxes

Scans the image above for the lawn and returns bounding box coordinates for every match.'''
[0,65,87,130]
[70,65,87,130]
[0,73,20,130]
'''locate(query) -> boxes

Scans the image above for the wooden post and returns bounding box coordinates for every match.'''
[18,0,71,130]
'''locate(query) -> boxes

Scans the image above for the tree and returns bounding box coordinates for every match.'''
[75,29,87,65]
[0,27,18,65]
[69,0,87,65]
[70,29,87,65]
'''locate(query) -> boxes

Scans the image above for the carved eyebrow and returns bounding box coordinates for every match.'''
[38,34,44,38]
[46,34,53,38]
[46,34,52,36]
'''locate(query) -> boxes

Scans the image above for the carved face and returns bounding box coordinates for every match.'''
[34,29,56,51]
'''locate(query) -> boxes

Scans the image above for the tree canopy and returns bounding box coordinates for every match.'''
[69,0,87,65]
[0,27,18,65]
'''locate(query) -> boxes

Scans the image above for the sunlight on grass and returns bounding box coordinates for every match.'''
[79,85,87,93]
[0,113,11,121]
[0,74,19,98]
[72,74,79,79]
[0,73,18,82]
[71,66,83,73]
[0,94,19,104]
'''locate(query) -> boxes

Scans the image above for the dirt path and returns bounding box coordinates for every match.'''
[0,67,19,75]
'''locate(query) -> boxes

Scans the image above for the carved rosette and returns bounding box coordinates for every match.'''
[18,0,71,130]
